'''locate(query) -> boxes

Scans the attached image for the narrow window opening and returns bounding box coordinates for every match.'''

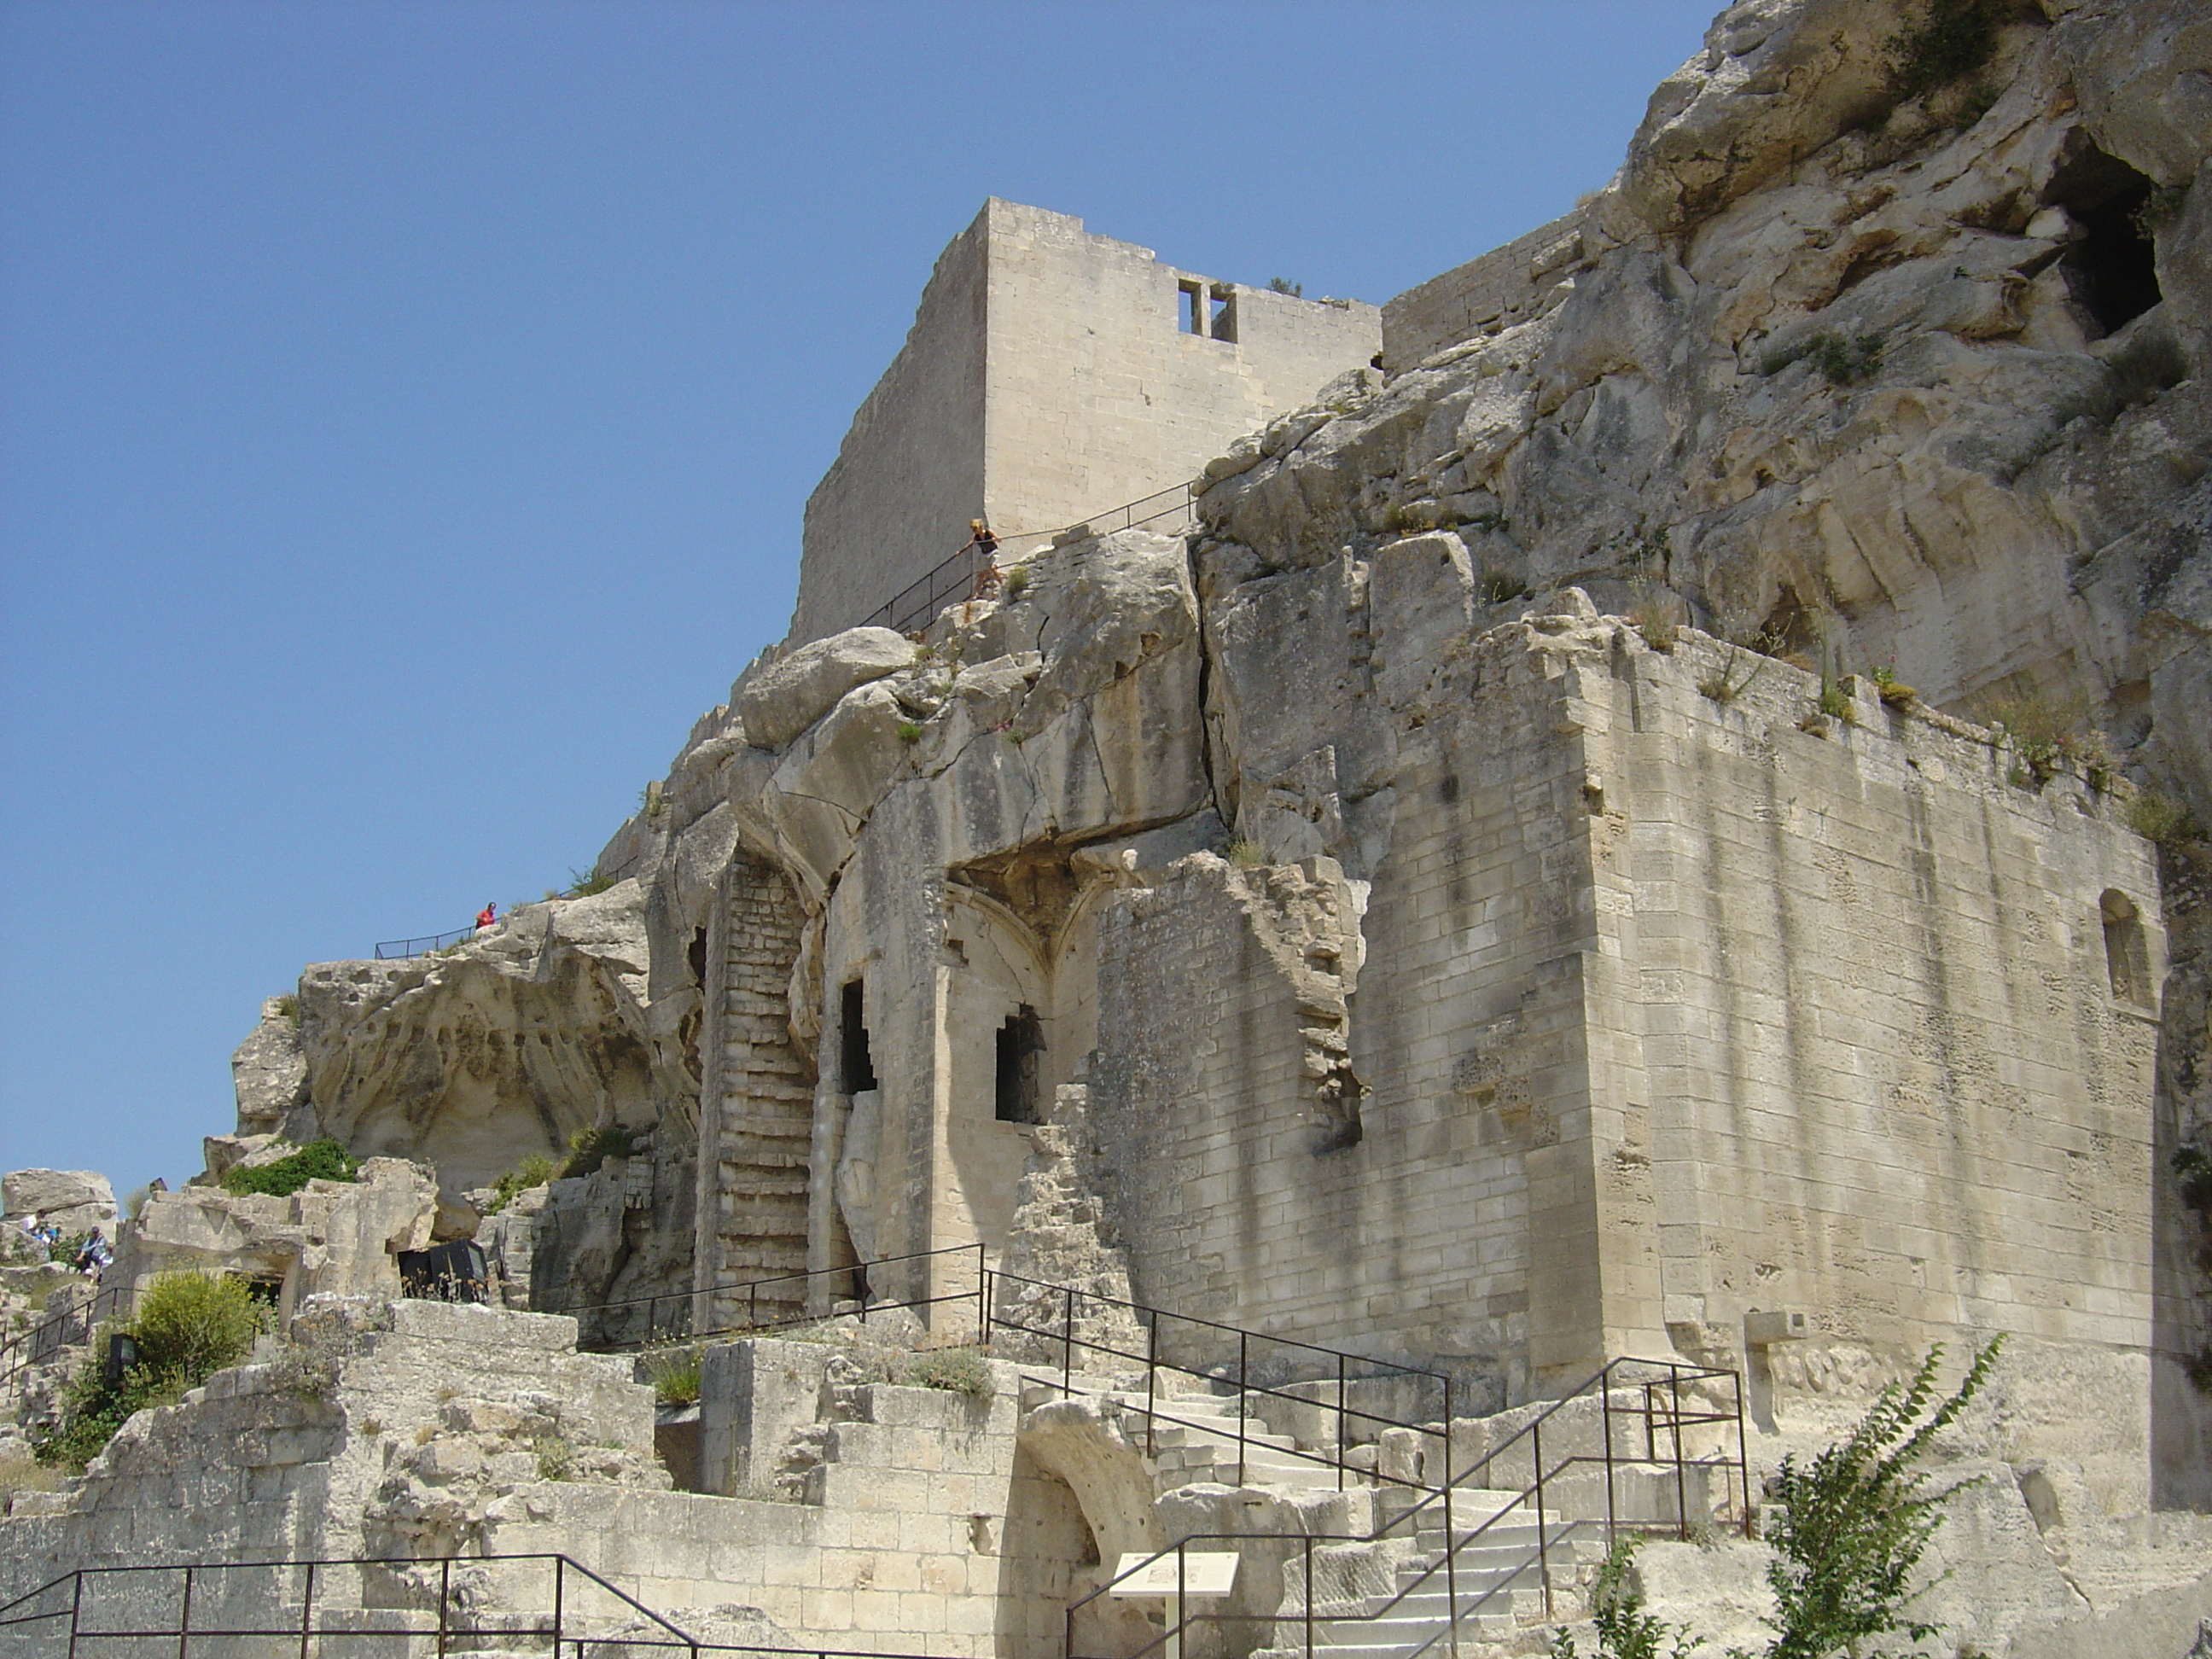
[841,978,878,1093]
[1208,287,1237,343]
[2042,137,2163,337]
[1177,281,1204,335]
[994,1004,1044,1123]
[2101,890,2151,1010]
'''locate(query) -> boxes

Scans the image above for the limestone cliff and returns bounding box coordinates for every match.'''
[208,0,2209,1505]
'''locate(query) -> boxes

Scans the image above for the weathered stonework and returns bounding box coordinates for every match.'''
[14,1,2210,1650]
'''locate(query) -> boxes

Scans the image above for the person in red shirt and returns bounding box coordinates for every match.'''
[475,902,497,930]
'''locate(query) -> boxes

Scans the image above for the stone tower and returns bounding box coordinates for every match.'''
[789,198,1380,643]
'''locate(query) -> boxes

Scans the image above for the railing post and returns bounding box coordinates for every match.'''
[67,1571,82,1659]
[976,1242,990,1344]
[1443,1479,1458,1659]
[1335,1353,1346,1493]
[1734,1368,1754,1539]
[1237,1330,1249,1487]
[1146,1318,1158,1458]
[1533,1417,1552,1618]
[1062,1286,1074,1394]
[1603,1369,1617,1550]
[1303,1532,1314,1659]
[437,1558,450,1659]
[553,1557,565,1659]
[1670,1365,1689,1540]
[178,1565,194,1659]
[299,1560,316,1659]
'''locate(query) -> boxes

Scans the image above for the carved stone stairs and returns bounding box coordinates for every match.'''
[1121,1382,1340,1493]
[1292,1498,1600,1658]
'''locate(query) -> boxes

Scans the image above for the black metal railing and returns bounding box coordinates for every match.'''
[0,1279,131,1406]
[373,927,478,961]
[863,481,1196,636]
[1062,1354,1751,1659]
[0,1552,932,1659]
[550,1243,987,1352]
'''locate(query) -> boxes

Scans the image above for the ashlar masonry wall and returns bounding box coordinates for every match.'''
[1087,609,2163,1423]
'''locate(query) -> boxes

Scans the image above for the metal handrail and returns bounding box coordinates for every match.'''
[373,926,478,960]
[864,480,1196,636]
[1062,1354,1751,1659]
[987,1266,1452,1493]
[552,1243,988,1351]
[0,1552,936,1659]
[0,1279,131,1405]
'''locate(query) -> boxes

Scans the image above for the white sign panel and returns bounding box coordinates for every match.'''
[1109,1551,1239,1598]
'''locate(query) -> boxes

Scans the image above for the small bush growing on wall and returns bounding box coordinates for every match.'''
[220,1139,359,1199]
[560,1124,640,1181]
[897,1348,992,1397]
[641,1343,704,1406]
[34,1272,267,1470]
[2129,790,2206,847]
[486,1152,560,1214]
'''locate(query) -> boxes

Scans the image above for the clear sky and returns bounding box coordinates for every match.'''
[0,0,1720,1198]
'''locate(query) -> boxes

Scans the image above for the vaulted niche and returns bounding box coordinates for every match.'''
[2101,889,2152,1012]
[2044,135,2163,337]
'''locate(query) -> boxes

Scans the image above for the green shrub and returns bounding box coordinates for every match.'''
[1763,1338,2004,1658]
[34,1272,268,1471]
[1817,678,1858,725]
[2174,1145,2212,1215]
[486,1152,560,1214]
[897,1348,992,1398]
[45,1229,93,1266]
[1886,0,2011,103]
[274,993,300,1023]
[1477,569,1527,605]
[564,868,617,899]
[1266,276,1302,297]
[1225,839,1266,870]
[560,1124,641,1180]
[641,1343,704,1406]
[1548,1535,1694,1659]
[895,719,924,746]
[2129,790,2205,847]
[220,1138,359,1198]
[1000,565,1030,598]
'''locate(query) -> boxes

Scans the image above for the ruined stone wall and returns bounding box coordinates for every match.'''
[793,213,987,646]
[980,200,1380,544]
[1379,206,1592,371]
[791,200,1378,644]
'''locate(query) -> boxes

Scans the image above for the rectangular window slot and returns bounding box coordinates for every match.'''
[841,978,878,1093]
[1178,280,1204,335]
[995,1004,1044,1123]
[1208,287,1237,342]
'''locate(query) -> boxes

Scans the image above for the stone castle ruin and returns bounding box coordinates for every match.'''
[5,0,2212,1654]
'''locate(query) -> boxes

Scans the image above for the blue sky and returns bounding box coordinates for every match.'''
[0,0,1720,1196]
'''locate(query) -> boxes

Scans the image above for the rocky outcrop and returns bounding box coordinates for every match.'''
[0,1172,114,1236]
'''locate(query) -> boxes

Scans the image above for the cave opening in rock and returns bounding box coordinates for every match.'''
[2043,137,2163,337]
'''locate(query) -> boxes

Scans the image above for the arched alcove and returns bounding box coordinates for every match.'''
[2100,888,2152,1011]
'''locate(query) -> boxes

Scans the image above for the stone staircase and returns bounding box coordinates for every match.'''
[701,854,816,1329]
[1294,1496,1598,1657]
[1118,1379,1339,1493]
